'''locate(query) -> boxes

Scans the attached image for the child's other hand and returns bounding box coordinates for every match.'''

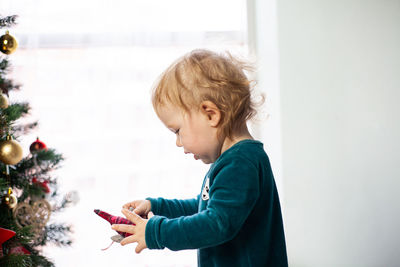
[112,208,155,253]
[122,200,152,218]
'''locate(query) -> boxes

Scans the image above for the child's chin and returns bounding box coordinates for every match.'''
[200,158,213,164]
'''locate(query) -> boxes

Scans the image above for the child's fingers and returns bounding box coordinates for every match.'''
[122,208,142,223]
[120,234,137,246]
[148,211,154,219]
[135,242,146,254]
[122,202,136,210]
[111,224,135,234]
[122,202,146,215]
[133,206,144,214]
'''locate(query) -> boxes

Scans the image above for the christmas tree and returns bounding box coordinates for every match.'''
[0,15,74,267]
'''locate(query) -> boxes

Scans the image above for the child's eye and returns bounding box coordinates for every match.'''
[175,129,180,135]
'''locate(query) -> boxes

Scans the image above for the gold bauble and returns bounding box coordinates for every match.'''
[0,31,18,55]
[0,135,23,165]
[2,187,18,209]
[3,193,18,209]
[0,93,9,109]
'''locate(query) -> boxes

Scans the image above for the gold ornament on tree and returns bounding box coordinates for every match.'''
[0,93,8,109]
[0,30,18,55]
[0,135,23,165]
[1,163,18,209]
[2,187,17,209]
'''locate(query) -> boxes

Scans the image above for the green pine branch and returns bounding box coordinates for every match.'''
[0,15,17,29]
[0,58,21,95]
[0,254,33,267]
[2,149,65,200]
[0,252,56,267]
[13,121,39,136]
[44,223,73,247]
[0,57,11,74]
[2,102,30,123]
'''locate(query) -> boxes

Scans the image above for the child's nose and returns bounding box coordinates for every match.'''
[176,136,182,147]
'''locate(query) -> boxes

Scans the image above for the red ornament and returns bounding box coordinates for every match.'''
[0,227,16,257]
[32,177,50,194]
[94,209,134,238]
[30,137,47,153]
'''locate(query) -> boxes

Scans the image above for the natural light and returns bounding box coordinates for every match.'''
[1,0,249,266]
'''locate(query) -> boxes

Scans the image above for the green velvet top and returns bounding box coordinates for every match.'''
[146,140,288,267]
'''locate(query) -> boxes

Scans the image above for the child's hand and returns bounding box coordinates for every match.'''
[112,208,154,253]
[122,200,152,218]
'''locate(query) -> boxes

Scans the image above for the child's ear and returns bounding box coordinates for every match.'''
[199,101,221,127]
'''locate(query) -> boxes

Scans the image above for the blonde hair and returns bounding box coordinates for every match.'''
[152,49,257,139]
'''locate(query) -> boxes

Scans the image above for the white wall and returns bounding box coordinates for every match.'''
[247,0,284,200]
[276,1,400,266]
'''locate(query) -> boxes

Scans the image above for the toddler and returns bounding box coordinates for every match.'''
[112,49,288,266]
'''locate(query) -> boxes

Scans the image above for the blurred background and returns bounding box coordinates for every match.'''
[1,0,399,266]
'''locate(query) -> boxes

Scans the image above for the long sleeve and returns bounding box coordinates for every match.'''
[145,156,260,251]
[146,195,200,218]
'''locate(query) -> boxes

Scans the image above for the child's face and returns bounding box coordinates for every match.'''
[157,104,222,164]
